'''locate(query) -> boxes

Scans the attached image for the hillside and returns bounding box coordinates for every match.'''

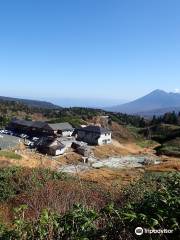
[0,96,61,109]
[0,102,179,239]
[108,89,180,115]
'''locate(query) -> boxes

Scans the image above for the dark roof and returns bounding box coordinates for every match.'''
[11,119,73,132]
[11,119,50,130]
[32,121,49,129]
[49,122,73,131]
[11,119,33,127]
[77,125,111,134]
[37,137,65,149]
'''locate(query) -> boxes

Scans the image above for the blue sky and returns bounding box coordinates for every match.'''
[0,0,180,106]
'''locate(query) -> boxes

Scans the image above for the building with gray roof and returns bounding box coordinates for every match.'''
[49,122,74,136]
[76,125,111,145]
[8,119,73,137]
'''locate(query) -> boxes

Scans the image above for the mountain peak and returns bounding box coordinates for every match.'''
[149,89,167,95]
[108,89,180,115]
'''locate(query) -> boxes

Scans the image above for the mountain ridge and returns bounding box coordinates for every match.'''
[0,96,61,109]
[107,89,180,116]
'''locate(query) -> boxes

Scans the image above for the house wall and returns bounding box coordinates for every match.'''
[77,130,111,145]
[62,130,73,137]
[55,148,66,155]
[98,132,112,145]
[44,147,66,156]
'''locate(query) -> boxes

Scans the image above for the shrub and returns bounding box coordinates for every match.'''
[0,167,67,202]
[0,167,21,202]
[0,173,179,240]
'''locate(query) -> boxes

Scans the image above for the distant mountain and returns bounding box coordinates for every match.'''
[50,98,127,108]
[107,90,180,115]
[0,96,61,109]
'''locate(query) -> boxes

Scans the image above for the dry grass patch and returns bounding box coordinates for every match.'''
[0,202,13,225]
[146,156,180,172]
[78,168,143,198]
[56,152,82,165]
[0,149,60,170]
[93,142,143,159]
[110,121,135,142]
[93,145,129,159]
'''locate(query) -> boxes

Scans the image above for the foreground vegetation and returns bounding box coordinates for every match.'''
[0,151,22,160]
[0,166,179,240]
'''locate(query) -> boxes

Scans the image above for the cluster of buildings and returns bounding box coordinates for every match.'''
[8,119,74,137]
[7,119,112,156]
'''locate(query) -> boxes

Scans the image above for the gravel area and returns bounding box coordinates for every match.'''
[0,134,21,150]
[59,155,160,173]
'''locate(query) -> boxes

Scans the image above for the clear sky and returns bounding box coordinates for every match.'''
[0,0,180,105]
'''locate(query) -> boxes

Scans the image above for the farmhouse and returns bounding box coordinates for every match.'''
[75,125,112,145]
[8,119,73,137]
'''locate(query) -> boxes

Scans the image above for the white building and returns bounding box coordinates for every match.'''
[76,125,112,145]
[49,122,74,137]
[37,137,66,156]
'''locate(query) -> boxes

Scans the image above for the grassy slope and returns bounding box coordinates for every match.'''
[157,137,180,157]
[0,151,22,160]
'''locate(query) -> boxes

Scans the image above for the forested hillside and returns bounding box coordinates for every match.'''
[0,96,60,109]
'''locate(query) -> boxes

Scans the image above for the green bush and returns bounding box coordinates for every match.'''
[0,172,179,240]
[157,138,180,157]
[0,167,67,202]
[0,167,21,202]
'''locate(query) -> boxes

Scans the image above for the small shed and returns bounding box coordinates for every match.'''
[71,141,90,157]
[76,146,91,157]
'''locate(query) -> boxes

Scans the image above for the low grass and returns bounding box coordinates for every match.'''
[137,139,158,148]
[127,125,159,149]
[0,151,22,160]
[144,124,180,143]
[48,116,86,128]
[157,137,180,157]
[126,125,142,139]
